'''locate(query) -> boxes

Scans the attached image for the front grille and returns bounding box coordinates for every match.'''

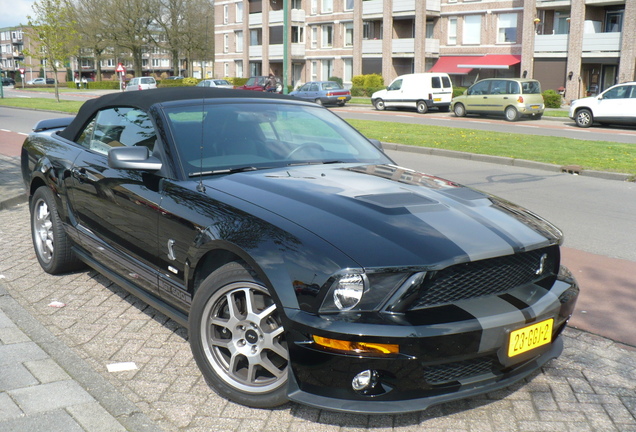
[423,358,495,385]
[407,247,557,310]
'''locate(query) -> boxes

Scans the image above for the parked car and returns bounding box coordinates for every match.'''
[26,78,54,85]
[236,76,282,93]
[452,78,544,121]
[371,73,453,113]
[22,87,578,414]
[164,75,184,80]
[1,77,15,86]
[569,82,636,128]
[289,81,351,106]
[125,76,157,91]
[196,79,234,89]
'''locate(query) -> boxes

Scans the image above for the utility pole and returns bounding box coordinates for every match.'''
[283,0,289,94]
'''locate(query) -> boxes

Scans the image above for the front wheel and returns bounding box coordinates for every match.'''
[574,108,593,128]
[453,103,466,117]
[373,99,386,111]
[189,262,289,408]
[314,98,323,106]
[504,106,520,122]
[416,101,428,114]
[30,186,82,274]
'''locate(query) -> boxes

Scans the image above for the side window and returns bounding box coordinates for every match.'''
[442,76,452,88]
[468,81,490,95]
[431,77,441,89]
[603,86,628,99]
[310,83,319,91]
[490,80,508,95]
[388,79,402,91]
[76,107,156,155]
[300,83,311,91]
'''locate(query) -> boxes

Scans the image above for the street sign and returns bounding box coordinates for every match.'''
[19,68,25,75]
[115,63,125,73]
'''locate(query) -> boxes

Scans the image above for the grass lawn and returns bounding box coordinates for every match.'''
[1,96,633,176]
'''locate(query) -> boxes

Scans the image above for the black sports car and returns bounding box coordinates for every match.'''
[21,87,578,414]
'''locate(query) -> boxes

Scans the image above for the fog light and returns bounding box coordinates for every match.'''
[352,370,379,392]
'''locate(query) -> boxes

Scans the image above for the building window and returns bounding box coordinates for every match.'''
[224,63,229,77]
[497,13,517,43]
[236,60,243,77]
[311,0,317,14]
[345,0,353,11]
[236,31,243,52]
[250,29,262,46]
[448,17,457,45]
[344,22,353,47]
[322,59,333,80]
[292,26,304,43]
[223,5,229,24]
[605,11,623,32]
[224,34,229,53]
[344,58,353,83]
[554,13,569,34]
[322,0,333,13]
[463,15,481,45]
[292,0,302,9]
[322,25,333,48]
[311,26,318,48]
[311,60,318,81]
[236,3,243,22]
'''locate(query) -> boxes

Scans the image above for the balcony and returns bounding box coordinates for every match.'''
[249,13,263,26]
[249,45,262,58]
[391,38,440,56]
[363,0,382,16]
[362,39,382,54]
[534,32,621,57]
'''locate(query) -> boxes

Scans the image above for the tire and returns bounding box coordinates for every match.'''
[416,101,429,114]
[337,102,345,107]
[373,99,386,111]
[504,106,520,122]
[453,103,466,117]
[30,186,82,274]
[574,108,593,128]
[314,98,323,106]
[189,262,289,408]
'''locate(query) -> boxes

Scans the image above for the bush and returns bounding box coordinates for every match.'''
[453,87,466,98]
[363,74,384,88]
[350,86,365,97]
[328,76,343,86]
[542,89,562,108]
[351,75,366,87]
[230,77,248,87]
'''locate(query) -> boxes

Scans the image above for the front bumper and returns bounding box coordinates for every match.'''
[282,273,578,414]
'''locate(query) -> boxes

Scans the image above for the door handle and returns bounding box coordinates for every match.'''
[71,168,88,182]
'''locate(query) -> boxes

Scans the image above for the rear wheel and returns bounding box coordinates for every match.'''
[574,108,593,128]
[416,101,429,114]
[453,103,466,117]
[30,186,82,274]
[189,262,289,408]
[504,106,520,122]
[314,98,323,106]
[373,99,386,111]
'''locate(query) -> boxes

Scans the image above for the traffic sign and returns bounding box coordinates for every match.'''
[18,68,25,75]
[115,63,125,73]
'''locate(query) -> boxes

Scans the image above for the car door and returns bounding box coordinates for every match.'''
[464,80,492,114]
[67,107,162,295]
[294,83,312,101]
[383,78,403,108]
[595,84,635,124]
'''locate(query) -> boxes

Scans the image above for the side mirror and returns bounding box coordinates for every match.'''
[108,146,162,171]
[368,138,383,151]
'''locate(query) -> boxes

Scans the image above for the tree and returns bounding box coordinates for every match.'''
[26,0,78,102]
[101,0,157,77]
[68,0,110,81]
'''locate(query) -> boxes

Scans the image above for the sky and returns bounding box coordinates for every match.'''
[0,0,36,28]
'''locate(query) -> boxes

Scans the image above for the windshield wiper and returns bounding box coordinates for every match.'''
[189,166,259,177]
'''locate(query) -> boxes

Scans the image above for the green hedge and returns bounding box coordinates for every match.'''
[453,87,466,98]
[542,89,562,108]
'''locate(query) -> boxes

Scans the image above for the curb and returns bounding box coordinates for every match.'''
[382,142,634,182]
[0,280,163,432]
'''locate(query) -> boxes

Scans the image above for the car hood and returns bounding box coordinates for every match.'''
[204,164,561,268]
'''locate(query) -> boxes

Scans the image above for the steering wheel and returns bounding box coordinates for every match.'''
[286,142,324,159]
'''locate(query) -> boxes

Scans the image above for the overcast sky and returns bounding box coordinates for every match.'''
[0,0,36,28]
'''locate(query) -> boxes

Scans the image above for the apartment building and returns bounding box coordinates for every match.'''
[0,26,63,83]
[214,0,635,98]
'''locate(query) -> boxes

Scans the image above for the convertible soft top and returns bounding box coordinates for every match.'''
[59,87,294,141]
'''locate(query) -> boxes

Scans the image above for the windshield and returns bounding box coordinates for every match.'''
[164,101,391,177]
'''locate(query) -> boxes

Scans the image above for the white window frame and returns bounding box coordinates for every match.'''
[463,15,481,45]
[224,62,229,77]
[497,13,517,43]
[448,17,457,45]
[345,0,354,11]
[311,60,318,81]
[322,24,333,48]
[311,0,318,15]
[236,2,243,23]
[322,0,333,13]
[321,59,333,80]
[311,26,318,48]
[343,58,353,83]
[223,5,229,24]
[236,31,243,52]
[344,22,354,47]
[224,34,229,53]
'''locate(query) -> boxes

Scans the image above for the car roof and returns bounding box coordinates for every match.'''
[58,87,296,141]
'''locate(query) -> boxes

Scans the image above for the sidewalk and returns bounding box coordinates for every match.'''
[0,155,162,431]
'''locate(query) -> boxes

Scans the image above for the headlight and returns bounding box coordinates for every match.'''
[333,274,364,310]
[319,271,410,313]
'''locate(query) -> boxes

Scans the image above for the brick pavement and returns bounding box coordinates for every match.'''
[1,155,636,430]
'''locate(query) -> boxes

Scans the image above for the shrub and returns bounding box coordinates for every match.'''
[231,77,249,87]
[542,89,562,108]
[363,74,384,88]
[453,87,466,98]
[182,77,198,86]
[350,86,365,97]
[351,75,366,87]
[328,76,343,86]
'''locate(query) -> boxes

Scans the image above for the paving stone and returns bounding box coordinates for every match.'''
[0,391,24,421]
[0,362,38,391]
[0,409,85,432]
[9,380,95,414]
[23,358,71,384]
[67,402,127,432]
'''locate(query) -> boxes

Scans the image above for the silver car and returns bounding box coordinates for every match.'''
[125,77,157,91]
[196,79,234,89]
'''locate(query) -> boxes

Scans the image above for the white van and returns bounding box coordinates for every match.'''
[371,73,453,114]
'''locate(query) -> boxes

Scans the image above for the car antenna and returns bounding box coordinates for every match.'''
[196,99,206,193]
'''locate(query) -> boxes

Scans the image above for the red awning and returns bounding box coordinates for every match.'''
[430,55,522,74]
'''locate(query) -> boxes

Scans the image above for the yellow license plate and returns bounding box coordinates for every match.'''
[434,98,442,102]
[530,105,540,109]
[338,96,346,100]
[508,319,553,357]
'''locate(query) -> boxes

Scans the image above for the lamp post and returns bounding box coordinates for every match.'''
[282,0,289,94]
[0,67,4,99]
